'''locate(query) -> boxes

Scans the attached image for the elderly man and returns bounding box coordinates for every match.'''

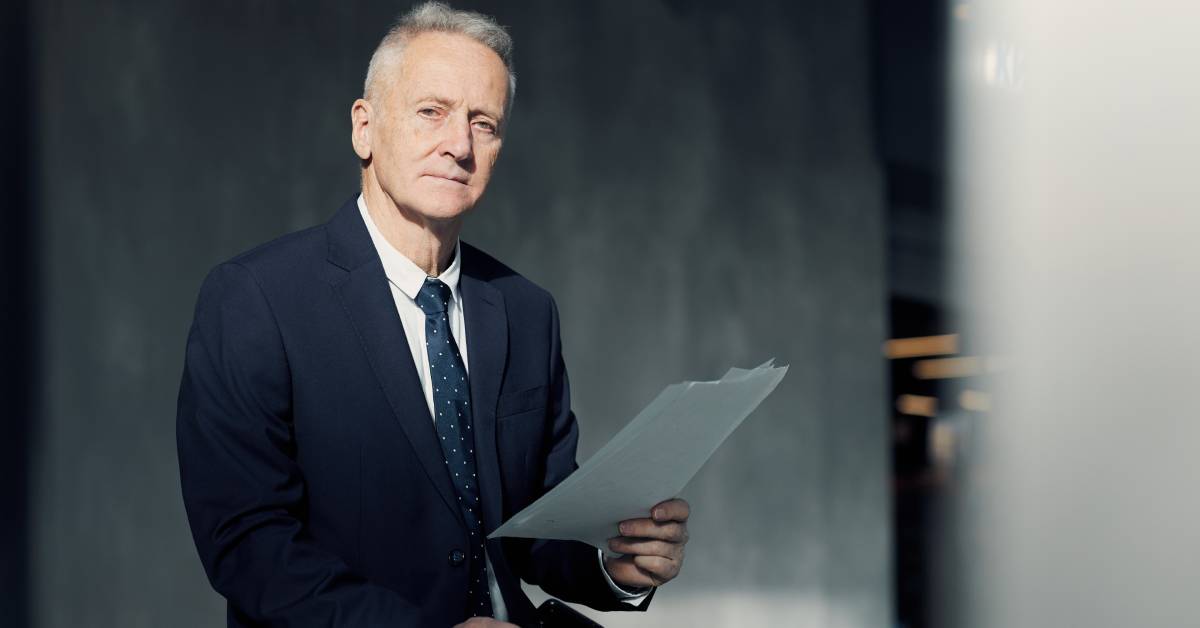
[176,3,689,627]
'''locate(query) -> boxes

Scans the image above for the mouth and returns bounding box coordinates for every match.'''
[423,174,469,186]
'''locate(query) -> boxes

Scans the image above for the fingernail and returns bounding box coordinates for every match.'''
[619,522,630,535]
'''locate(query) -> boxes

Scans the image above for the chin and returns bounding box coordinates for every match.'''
[417,200,475,222]
[410,184,477,220]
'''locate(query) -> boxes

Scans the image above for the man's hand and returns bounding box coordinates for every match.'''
[604,498,690,589]
[452,618,517,628]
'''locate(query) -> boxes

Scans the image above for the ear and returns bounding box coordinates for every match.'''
[351,98,373,160]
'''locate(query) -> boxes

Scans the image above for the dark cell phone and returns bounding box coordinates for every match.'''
[534,598,604,628]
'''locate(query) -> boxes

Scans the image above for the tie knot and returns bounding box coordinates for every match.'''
[416,277,452,314]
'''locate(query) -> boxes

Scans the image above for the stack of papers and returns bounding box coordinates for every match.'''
[488,359,788,553]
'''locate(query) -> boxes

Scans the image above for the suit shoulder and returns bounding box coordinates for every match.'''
[216,222,328,282]
[460,241,555,307]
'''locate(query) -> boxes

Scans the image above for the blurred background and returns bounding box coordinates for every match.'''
[2,1,1196,627]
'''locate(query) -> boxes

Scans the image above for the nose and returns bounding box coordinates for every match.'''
[439,112,473,164]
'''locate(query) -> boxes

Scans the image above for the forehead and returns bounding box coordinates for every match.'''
[393,31,509,113]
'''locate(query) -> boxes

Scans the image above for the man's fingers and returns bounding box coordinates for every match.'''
[608,536,684,560]
[632,554,679,583]
[651,498,690,522]
[608,501,690,589]
[618,518,688,543]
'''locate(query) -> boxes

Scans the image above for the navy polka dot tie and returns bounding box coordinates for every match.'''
[415,277,493,618]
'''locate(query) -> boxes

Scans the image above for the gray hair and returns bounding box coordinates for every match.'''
[363,2,516,113]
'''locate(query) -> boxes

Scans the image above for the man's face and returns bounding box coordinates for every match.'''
[364,32,509,221]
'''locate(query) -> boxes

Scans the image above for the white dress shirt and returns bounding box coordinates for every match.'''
[356,196,648,619]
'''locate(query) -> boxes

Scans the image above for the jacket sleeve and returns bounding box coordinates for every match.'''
[507,295,656,613]
[176,262,422,627]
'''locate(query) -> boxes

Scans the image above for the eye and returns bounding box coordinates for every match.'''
[472,120,497,134]
[418,107,442,118]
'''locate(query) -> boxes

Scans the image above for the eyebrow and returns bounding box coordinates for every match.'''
[414,94,455,107]
[412,94,502,122]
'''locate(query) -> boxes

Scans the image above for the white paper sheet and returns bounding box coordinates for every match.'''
[487,360,788,553]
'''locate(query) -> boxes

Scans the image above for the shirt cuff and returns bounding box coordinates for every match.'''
[596,549,653,604]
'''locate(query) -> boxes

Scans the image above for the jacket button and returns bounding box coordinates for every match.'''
[448,549,465,566]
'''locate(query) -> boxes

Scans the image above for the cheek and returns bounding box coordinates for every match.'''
[468,148,499,184]
[476,146,501,178]
[382,122,429,164]
[470,170,494,197]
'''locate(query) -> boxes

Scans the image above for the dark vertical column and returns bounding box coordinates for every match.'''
[870,0,948,627]
[0,1,33,626]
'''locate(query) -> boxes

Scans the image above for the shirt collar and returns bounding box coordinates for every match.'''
[357,193,462,305]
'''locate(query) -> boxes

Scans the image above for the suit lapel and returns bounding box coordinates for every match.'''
[459,247,507,535]
[325,197,463,525]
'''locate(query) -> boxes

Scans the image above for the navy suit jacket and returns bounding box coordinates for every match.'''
[177,197,651,627]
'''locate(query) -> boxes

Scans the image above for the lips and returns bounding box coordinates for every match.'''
[424,173,468,185]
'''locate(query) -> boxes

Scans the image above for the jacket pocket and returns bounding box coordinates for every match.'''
[495,384,548,419]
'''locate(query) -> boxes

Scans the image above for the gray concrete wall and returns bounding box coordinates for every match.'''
[30,1,888,626]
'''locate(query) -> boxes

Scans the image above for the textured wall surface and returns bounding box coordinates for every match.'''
[31,1,888,626]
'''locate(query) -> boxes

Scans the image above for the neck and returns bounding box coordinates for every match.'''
[361,171,462,277]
